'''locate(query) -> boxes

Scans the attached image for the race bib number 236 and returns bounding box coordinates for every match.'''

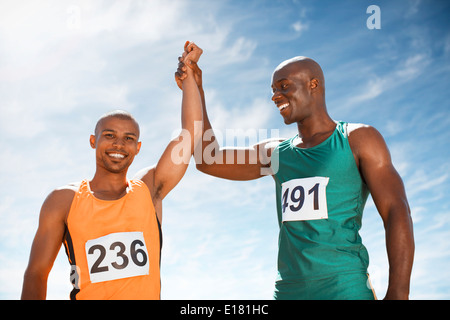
[281,177,329,222]
[85,232,149,283]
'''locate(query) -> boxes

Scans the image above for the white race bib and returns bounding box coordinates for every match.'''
[281,177,329,222]
[85,232,149,283]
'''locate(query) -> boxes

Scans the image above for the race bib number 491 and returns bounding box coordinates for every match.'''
[281,177,329,222]
[85,232,149,283]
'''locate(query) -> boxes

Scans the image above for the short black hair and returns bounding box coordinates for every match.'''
[94,110,140,137]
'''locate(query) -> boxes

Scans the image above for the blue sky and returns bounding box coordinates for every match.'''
[0,0,449,300]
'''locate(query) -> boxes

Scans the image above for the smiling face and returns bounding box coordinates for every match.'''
[271,57,325,125]
[90,115,141,174]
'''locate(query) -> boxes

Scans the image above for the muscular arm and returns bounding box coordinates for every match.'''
[349,125,414,300]
[137,43,203,208]
[197,136,280,180]
[21,188,74,300]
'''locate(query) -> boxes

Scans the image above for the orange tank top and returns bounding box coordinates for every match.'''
[63,179,161,300]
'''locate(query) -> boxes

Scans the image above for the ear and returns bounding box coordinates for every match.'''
[89,135,96,149]
[310,78,319,90]
[136,141,142,155]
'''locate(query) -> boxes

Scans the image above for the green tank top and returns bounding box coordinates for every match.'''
[272,121,370,282]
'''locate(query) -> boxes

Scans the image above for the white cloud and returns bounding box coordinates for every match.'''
[349,77,386,104]
[291,21,308,34]
[395,54,430,80]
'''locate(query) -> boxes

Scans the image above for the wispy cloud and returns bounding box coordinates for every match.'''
[347,53,431,106]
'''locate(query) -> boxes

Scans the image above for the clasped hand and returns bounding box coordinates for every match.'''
[175,41,203,89]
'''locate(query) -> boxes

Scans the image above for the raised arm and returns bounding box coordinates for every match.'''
[175,43,281,181]
[349,125,414,300]
[21,188,74,300]
[138,42,203,204]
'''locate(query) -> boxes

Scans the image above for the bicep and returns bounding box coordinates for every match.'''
[363,161,409,224]
[196,139,281,181]
[196,147,263,180]
[25,192,70,276]
[354,127,409,224]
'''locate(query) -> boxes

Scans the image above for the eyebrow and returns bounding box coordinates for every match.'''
[271,78,289,88]
[101,129,138,137]
[273,77,289,84]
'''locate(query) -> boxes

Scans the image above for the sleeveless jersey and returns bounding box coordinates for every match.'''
[272,121,370,286]
[63,179,161,300]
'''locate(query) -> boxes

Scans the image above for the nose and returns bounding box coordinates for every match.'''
[272,89,282,103]
[112,137,125,148]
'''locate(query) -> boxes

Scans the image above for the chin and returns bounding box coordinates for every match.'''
[283,117,295,125]
[102,160,132,174]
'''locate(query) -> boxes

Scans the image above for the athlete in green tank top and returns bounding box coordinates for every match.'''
[176,45,414,300]
[272,121,375,299]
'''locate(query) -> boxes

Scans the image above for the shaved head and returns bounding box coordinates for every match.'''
[273,56,325,91]
[94,110,140,138]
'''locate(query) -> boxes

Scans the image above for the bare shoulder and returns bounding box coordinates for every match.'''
[347,123,391,166]
[133,165,156,189]
[347,123,387,146]
[41,182,80,222]
[48,182,79,202]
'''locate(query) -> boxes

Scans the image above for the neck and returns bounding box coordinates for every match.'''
[295,110,336,148]
[90,169,129,200]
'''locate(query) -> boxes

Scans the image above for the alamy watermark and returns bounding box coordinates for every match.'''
[367,5,381,30]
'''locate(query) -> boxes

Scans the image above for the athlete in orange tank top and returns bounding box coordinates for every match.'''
[21,42,203,300]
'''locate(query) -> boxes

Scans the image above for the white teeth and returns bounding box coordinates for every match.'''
[109,153,125,159]
[278,103,289,111]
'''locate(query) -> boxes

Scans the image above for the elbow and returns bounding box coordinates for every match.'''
[21,268,48,300]
[195,162,218,177]
[195,162,207,173]
[23,266,48,284]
